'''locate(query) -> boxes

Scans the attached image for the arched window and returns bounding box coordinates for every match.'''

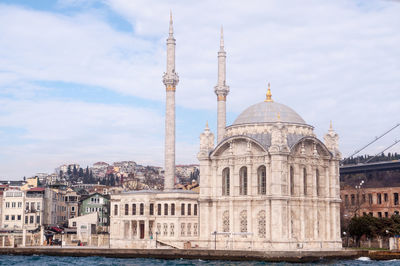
[222,210,229,232]
[114,204,118,216]
[290,166,294,196]
[164,203,168,215]
[257,210,266,238]
[240,167,248,195]
[303,168,307,196]
[240,210,247,235]
[125,204,129,215]
[316,169,320,196]
[222,168,230,196]
[258,166,266,195]
[140,203,144,215]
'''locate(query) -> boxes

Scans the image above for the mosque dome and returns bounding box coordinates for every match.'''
[232,85,306,126]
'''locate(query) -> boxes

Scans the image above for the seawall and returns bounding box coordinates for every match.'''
[0,247,367,262]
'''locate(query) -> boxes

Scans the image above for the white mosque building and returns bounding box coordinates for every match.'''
[109,15,342,251]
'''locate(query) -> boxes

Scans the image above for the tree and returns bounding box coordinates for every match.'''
[67,166,72,176]
[73,165,78,177]
[78,167,84,178]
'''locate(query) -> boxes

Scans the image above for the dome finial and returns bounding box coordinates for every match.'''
[265,82,273,102]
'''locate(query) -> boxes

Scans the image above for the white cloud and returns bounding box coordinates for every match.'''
[0,0,400,178]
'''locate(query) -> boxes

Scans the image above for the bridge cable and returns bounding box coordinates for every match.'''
[341,123,400,164]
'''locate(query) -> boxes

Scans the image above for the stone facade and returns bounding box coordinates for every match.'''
[109,16,342,251]
[110,191,199,249]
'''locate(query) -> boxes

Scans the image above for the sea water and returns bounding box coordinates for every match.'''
[0,255,399,265]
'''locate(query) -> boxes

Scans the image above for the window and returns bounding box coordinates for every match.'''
[132,204,136,215]
[395,211,400,215]
[73,222,76,227]
[18,202,22,208]
[240,210,247,233]
[11,215,15,221]
[164,203,168,215]
[125,204,129,215]
[114,204,118,216]
[369,212,373,216]
[171,203,175,216]
[170,223,175,236]
[384,193,388,202]
[5,215,9,221]
[181,203,185,215]
[12,202,16,208]
[17,215,21,221]
[36,215,40,224]
[222,168,230,196]
[351,194,355,205]
[362,194,366,203]
[181,223,185,236]
[193,223,198,236]
[239,167,248,195]
[5,202,9,208]
[258,166,266,195]
[187,223,192,236]
[378,212,382,218]
[25,216,28,224]
[140,203,144,215]
[187,204,191,216]
[377,193,382,204]
[395,193,399,205]
[29,216,33,223]
[149,203,154,215]
[223,211,229,232]
[290,166,295,196]
[194,204,197,216]
[258,210,266,238]
[38,203,41,211]
[163,223,168,236]
[368,194,373,204]
[344,195,349,206]
[157,204,162,215]
[303,168,307,195]
[316,169,320,196]
[385,212,389,218]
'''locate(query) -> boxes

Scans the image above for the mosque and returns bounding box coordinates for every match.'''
[109,14,342,251]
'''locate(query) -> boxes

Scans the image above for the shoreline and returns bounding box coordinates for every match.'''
[0,247,373,262]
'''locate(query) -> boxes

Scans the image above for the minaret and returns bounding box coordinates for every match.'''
[214,27,230,144]
[162,12,179,190]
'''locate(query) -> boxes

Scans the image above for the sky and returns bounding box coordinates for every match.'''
[0,0,399,179]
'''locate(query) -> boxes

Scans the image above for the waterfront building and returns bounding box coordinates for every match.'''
[1,189,24,229]
[79,193,110,226]
[341,185,400,218]
[109,15,342,251]
[24,187,45,230]
[65,189,80,220]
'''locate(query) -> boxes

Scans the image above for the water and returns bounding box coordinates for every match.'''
[0,256,399,266]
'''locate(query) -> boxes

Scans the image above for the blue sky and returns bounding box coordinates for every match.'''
[0,0,399,179]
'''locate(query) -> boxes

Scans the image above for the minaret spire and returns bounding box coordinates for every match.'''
[163,12,179,191]
[220,26,224,49]
[169,10,173,36]
[215,26,230,143]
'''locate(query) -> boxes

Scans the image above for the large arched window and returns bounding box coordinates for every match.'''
[239,167,248,195]
[258,166,266,195]
[303,168,307,196]
[316,169,320,196]
[222,168,230,196]
[290,166,294,196]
